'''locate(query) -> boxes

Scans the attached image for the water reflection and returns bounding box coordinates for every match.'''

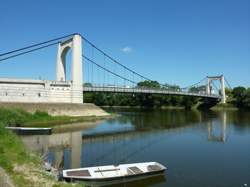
[207,111,227,142]
[109,175,166,187]
[20,109,250,187]
[21,110,229,168]
[21,130,82,169]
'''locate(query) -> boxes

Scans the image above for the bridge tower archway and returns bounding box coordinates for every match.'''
[206,75,226,103]
[56,34,83,103]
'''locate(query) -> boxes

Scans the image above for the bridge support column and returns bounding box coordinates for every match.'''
[56,34,83,104]
[206,75,226,104]
[206,78,211,95]
[220,75,226,104]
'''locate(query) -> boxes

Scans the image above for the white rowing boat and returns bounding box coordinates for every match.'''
[63,162,166,186]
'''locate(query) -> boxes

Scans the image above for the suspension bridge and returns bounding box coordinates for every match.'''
[0,33,231,104]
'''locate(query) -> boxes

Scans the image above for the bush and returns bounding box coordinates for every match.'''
[0,108,31,126]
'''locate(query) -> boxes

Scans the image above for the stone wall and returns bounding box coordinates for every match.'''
[0,78,83,104]
[0,102,109,117]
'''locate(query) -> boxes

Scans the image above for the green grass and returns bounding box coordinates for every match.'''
[0,107,111,128]
[211,103,239,111]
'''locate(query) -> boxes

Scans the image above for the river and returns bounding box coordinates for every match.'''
[20,109,250,187]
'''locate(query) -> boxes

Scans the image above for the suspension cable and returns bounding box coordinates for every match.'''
[83,55,137,85]
[211,81,220,92]
[0,41,60,62]
[81,35,152,82]
[81,35,209,90]
[224,76,232,89]
[0,33,74,57]
[181,77,207,90]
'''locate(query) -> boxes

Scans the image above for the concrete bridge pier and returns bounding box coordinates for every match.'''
[56,34,83,104]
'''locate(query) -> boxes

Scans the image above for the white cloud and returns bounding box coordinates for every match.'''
[121,46,132,53]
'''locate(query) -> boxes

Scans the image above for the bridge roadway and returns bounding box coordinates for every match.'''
[83,86,221,99]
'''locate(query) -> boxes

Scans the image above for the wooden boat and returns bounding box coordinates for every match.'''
[63,162,166,186]
[5,127,52,135]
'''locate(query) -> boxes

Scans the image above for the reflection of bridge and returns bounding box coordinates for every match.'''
[20,111,228,169]
[207,111,227,142]
[20,130,82,169]
[0,34,231,104]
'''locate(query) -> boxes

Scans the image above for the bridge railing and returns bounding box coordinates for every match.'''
[82,86,221,99]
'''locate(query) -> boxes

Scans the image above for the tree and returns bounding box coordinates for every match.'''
[232,87,246,107]
[242,88,250,108]
[189,86,206,93]
[137,80,161,89]
[83,82,93,87]
[232,87,246,98]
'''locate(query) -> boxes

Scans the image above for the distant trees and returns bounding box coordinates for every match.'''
[188,86,206,93]
[229,87,250,108]
[137,80,160,89]
[83,82,93,87]
[83,80,200,108]
[83,80,250,109]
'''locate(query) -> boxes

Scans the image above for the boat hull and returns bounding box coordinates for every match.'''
[70,170,165,186]
[5,127,52,135]
[63,162,166,186]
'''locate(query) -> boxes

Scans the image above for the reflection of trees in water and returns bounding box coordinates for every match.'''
[104,108,250,130]
[223,110,250,127]
[108,109,221,130]
[23,109,250,173]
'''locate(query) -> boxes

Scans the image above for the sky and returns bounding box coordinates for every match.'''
[0,0,249,87]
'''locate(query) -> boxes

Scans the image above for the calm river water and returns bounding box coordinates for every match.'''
[20,109,250,187]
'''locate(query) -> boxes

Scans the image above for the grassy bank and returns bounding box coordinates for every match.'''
[211,103,239,111]
[0,108,112,128]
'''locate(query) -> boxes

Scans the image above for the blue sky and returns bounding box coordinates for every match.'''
[0,0,249,87]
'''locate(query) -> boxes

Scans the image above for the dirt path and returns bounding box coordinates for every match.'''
[0,167,15,187]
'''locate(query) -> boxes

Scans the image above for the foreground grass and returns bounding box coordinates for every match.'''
[0,108,103,186]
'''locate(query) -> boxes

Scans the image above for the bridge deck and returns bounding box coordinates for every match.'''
[83,86,221,99]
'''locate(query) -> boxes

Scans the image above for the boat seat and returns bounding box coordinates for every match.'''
[126,168,134,175]
[128,167,143,174]
[66,170,91,177]
[147,165,162,172]
[94,168,120,173]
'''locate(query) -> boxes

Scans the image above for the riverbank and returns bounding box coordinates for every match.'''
[0,107,113,187]
[102,105,185,110]
[0,107,113,128]
[0,102,109,117]
[0,123,85,187]
[211,103,239,111]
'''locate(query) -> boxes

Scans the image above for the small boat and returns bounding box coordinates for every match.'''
[63,162,166,186]
[5,127,52,135]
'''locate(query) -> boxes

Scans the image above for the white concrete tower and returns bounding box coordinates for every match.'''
[220,75,226,104]
[206,78,211,95]
[206,75,226,104]
[56,34,83,103]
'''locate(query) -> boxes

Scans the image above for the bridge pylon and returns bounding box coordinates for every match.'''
[56,34,83,103]
[206,75,226,103]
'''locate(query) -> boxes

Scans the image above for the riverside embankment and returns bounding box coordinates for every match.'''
[0,107,112,187]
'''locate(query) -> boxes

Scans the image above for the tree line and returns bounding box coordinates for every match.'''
[226,87,250,108]
[84,81,199,108]
[83,81,250,109]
